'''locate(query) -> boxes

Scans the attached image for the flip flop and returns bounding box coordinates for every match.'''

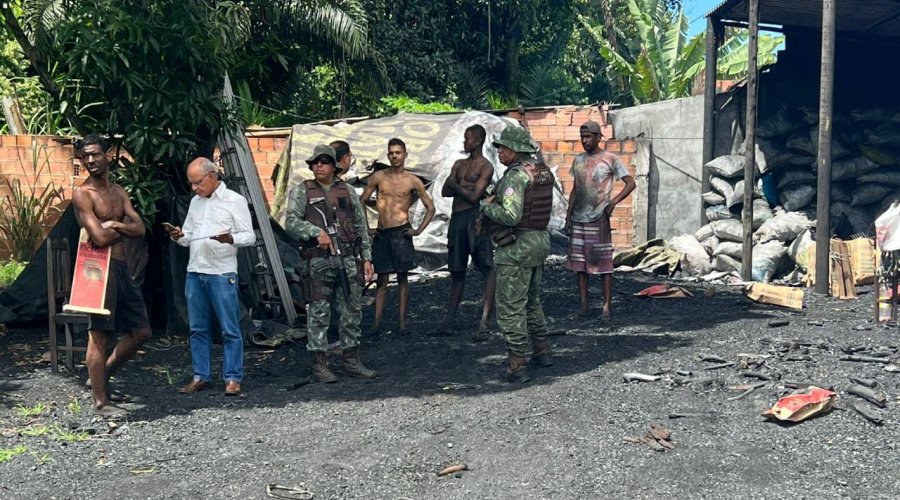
[92,404,128,417]
[108,389,132,403]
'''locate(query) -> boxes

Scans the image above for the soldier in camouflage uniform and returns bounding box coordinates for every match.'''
[480,127,555,383]
[285,145,376,383]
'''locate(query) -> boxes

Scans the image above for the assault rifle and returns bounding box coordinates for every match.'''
[309,198,353,301]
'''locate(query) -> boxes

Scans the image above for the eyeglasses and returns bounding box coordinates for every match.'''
[313,157,335,165]
[188,172,213,186]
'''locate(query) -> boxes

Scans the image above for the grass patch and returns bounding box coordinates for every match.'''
[0,445,27,463]
[67,397,82,415]
[20,424,52,437]
[52,427,90,443]
[19,424,90,443]
[15,402,46,418]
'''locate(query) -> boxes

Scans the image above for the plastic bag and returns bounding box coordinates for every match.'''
[776,167,815,189]
[786,129,815,155]
[848,206,874,236]
[702,191,725,206]
[857,167,900,187]
[711,219,744,242]
[710,176,735,199]
[706,204,736,221]
[702,234,719,255]
[707,155,745,179]
[851,183,892,206]
[713,241,742,259]
[851,107,892,123]
[859,144,898,166]
[756,211,814,243]
[831,182,853,203]
[713,254,742,274]
[670,234,712,277]
[875,202,900,251]
[752,198,774,230]
[864,124,900,147]
[788,228,815,270]
[780,185,815,211]
[695,223,714,242]
[751,241,787,282]
[757,106,800,138]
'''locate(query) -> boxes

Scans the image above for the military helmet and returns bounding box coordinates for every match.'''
[491,126,538,154]
[305,144,343,173]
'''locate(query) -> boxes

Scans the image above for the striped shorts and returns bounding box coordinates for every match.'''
[566,216,614,275]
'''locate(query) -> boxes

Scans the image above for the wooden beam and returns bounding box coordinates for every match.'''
[701,17,720,225]
[741,0,760,281]
[815,0,836,295]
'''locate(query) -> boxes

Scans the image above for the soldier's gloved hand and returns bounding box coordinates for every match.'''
[317,229,334,253]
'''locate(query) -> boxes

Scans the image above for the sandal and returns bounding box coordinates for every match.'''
[472,327,491,342]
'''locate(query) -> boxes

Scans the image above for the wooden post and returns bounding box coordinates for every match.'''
[815,0,836,295]
[741,0,760,281]
[701,17,719,225]
[2,95,26,134]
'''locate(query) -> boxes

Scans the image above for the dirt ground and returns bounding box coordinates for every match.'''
[2,259,900,499]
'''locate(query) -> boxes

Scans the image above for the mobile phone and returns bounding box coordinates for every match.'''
[162,222,178,231]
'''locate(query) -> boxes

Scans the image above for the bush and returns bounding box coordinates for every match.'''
[0,261,25,288]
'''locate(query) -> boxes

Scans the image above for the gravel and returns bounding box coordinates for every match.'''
[2,261,900,499]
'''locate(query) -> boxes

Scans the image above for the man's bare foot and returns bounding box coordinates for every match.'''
[601,306,612,321]
[92,402,128,417]
[578,308,591,317]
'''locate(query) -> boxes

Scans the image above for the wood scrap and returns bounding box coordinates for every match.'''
[847,384,888,408]
[783,382,834,391]
[768,319,790,328]
[741,371,779,381]
[726,382,767,401]
[675,370,693,376]
[704,362,735,371]
[849,377,877,389]
[840,355,891,364]
[784,354,813,362]
[846,402,884,425]
[626,422,674,452]
[668,412,717,419]
[696,354,727,363]
[438,464,468,476]
[622,372,661,383]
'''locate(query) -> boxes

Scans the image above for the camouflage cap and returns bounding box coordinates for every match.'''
[491,126,538,154]
[305,144,342,173]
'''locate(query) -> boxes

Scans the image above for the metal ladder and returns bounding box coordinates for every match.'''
[217,74,299,327]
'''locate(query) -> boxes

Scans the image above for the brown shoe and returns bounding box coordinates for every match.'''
[341,347,377,379]
[179,379,211,394]
[224,380,241,396]
[311,352,338,383]
[531,338,553,367]
[500,352,531,383]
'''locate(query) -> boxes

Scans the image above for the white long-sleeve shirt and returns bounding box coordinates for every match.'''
[176,182,256,274]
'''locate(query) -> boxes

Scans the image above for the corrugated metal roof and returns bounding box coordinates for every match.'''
[708,0,900,39]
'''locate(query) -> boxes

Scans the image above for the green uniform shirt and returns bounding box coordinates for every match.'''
[481,163,549,267]
[284,180,372,261]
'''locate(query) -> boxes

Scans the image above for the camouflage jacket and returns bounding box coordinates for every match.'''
[284,180,372,262]
[480,161,550,267]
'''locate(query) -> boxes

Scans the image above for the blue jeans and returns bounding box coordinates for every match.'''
[185,272,243,382]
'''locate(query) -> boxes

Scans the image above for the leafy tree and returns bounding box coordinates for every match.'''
[580,0,704,104]
[717,29,784,80]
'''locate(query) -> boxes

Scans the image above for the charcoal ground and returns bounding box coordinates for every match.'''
[2,261,899,499]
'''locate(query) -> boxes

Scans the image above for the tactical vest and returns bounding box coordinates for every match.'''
[516,161,554,230]
[302,179,357,246]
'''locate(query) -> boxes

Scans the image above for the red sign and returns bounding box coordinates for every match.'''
[64,229,111,316]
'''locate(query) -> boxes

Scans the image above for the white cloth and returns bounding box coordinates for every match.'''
[176,182,255,274]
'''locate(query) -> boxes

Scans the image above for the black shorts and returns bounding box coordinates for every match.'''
[372,223,416,274]
[447,206,494,273]
[87,259,150,333]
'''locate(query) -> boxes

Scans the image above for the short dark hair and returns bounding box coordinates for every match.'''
[76,133,109,153]
[388,137,406,151]
[466,125,486,144]
[330,140,351,162]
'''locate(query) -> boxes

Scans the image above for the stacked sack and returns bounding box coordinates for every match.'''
[681,105,900,283]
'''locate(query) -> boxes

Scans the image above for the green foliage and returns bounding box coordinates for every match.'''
[0,445,27,463]
[486,91,518,110]
[15,402,46,418]
[717,31,784,80]
[110,158,169,230]
[376,95,458,116]
[579,0,704,104]
[66,396,82,415]
[0,260,25,287]
[20,424,51,437]
[519,62,588,107]
[0,139,64,262]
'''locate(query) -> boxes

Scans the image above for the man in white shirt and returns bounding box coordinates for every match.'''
[164,157,255,396]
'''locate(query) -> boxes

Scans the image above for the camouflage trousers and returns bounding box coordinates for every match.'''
[303,255,363,352]
[495,263,548,356]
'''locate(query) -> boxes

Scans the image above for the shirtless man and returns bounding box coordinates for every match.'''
[437,125,496,340]
[360,138,435,336]
[71,134,152,417]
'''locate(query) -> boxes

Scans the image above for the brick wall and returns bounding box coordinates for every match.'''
[0,108,637,261]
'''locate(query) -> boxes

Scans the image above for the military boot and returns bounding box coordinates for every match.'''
[311,352,338,383]
[499,352,531,383]
[531,338,553,367]
[341,347,377,379]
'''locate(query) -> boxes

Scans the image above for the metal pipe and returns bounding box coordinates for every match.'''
[741,0,760,281]
[815,0,836,295]
[701,17,719,225]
